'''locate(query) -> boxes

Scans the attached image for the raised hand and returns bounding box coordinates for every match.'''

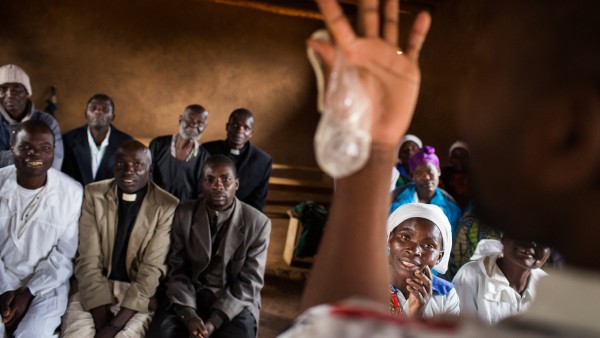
[308,0,431,150]
[406,265,433,316]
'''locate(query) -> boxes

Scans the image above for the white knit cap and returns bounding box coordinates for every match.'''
[0,64,32,97]
[400,134,423,148]
[387,203,452,274]
[449,140,469,157]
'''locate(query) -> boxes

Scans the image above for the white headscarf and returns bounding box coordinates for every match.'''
[386,203,452,274]
[400,134,423,149]
[449,140,469,157]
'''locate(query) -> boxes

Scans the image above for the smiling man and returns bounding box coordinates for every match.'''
[61,140,179,338]
[0,64,64,170]
[150,104,210,203]
[62,93,133,186]
[203,108,272,212]
[148,155,271,338]
[0,120,82,337]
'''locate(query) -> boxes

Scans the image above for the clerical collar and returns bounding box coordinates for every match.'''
[118,185,148,202]
[228,142,248,156]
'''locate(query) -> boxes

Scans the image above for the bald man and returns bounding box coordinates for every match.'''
[62,140,179,338]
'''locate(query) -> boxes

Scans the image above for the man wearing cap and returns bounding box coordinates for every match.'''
[62,93,133,186]
[0,120,82,337]
[391,146,462,237]
[0,64,64,169]
[203,108,272,212]
[150,104,210,203]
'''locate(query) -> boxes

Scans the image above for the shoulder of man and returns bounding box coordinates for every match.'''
[62,125,86,141]
[202,139,227,155]
[31,109,60,129]
[237,199,270,225]
[147,180,180,206]
[109,124,134,142]
[48,167,83,191]
[149,134,171,147]
[247,141,272,162]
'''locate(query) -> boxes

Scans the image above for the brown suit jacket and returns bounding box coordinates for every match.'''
[75,179,179,313]
[165,198,271,324]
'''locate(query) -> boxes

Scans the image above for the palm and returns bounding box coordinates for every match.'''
[310,0,430,149]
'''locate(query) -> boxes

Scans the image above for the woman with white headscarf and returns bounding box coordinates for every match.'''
[387,203,460,317]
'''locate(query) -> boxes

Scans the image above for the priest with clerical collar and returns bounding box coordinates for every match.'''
[203,108,273,212]
[62,140,179,338]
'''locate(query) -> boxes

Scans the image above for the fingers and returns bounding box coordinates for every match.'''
[382,0,399,45]
[315,0,356,48]
[358,0,380,38]
[1,292,14,317]
[405,11,431,62]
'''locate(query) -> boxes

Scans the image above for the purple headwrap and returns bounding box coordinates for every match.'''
[409,145,440,173]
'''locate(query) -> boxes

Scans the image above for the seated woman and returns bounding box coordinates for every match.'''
[392,134,423,189]
[387,203,460,317]
[391,146,462,237]
[452,238,550,325]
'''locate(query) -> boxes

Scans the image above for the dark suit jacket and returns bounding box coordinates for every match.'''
[62,125,132,186]
[164,198,271,325]
[203,140,272,211]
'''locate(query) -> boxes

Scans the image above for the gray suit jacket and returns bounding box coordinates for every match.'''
[165,198,271,325]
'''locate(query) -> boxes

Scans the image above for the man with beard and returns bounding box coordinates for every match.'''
[62,93,133,186]
[0,120,82,337]
[62,140,178,338]
[203,108,272,212]
[150,104,210,203]
[0,64,64,169]
[148,155,271,338]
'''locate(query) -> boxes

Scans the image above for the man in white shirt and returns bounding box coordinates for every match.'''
[62,93,133,186]
[0,120,83,337]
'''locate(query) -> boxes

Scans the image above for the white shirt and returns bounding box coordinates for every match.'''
[452,253,547,324]
[87,126,111,179]
[0,166,83,296]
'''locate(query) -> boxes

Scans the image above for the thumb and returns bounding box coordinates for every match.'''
[1,293,15,315]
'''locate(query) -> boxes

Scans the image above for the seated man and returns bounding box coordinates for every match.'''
[203,108,272,212]
[0,120,82,337]
[62,93,133,186]
[391,146,462,237]
[149,155,271,338]
[61,140,179,338]
[0,64,64,169]
[149,104,210,203]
